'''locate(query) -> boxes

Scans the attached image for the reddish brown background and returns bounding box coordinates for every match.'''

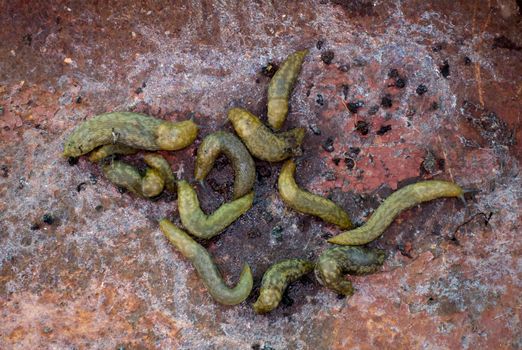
[0,1,521,349]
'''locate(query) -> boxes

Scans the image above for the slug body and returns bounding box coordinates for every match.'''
[253,258,314,314]
[267,50,308,130]
[278,160,352,229]
[102,160,145,196]
[143,153,176,192]
[177,180,254,239]
[315,246,385,296]
[195,131,255,199]
[228,107,305,162]
[328,180,464,245]
[88,144,137,162]
[159,219,253,305]
[63,112,198,157]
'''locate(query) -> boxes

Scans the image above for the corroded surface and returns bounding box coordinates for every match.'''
[1,1,521,349]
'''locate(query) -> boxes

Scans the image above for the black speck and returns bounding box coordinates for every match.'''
[252,344,261,350]
[336,294,347,300]
[75,96,82,104]
[432,43,443,52]
[117,187,127,194]
[416,84,428,95]
[316,94,325,106]
[322,137,335,152]
[95,204,104,212]
[89,173,97,184]
[316,40,325,50]
[255,78,260,84]
[347,101,364,113]
[368,105,379,115]
[22,33,32,46]
[1,165,8,178]
[464,56,472,65]
[348,147,360,156]
[388,68,399,78]
[142,82,147,88]
[354,120,370,135]
[395,77,406,88]
[345,157,355,170]
[440,60,450,78]
[381,95,392,108]
[42,213,54,225]
[430,101,439,110]
[341,84,349,100]
[30,222,40,230]
[67,157,79,166]
[377,124,392,135]
[76,182,87,192]
[338,64,350,72]
[332,157,341,165]
[261,62,278,78]
[309,123,321,135]
[134,87,143,94]
[321,50,335,65]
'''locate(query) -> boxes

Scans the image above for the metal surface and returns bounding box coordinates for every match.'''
[1,1,521,349]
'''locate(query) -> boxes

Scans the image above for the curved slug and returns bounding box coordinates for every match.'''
[177,180,254,239]
[315,246,386,296]
[267,50,308,130]
[63,112,198,157]
[278,160,352,229]
[195,131,255,199]
[328,180,464,245]
[253,258,314,314]
[88,144,137,162]
[228,107,305,162]
[159,219,253,305]
[143,153,176,192]
[102,160,145,196]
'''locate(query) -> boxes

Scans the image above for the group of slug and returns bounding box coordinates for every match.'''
[63,49,464,314]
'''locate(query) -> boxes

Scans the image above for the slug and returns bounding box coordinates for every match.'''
[177,180,254,239]
[195,131,255,199]
[253,258,314,314]
[102,160,145,196]
[267,50,308,130]
[143,153,176,192]
[63,112,198,157]
[88,144,137,162]
[278,160,352,229]
[159,219,253,305]
[328,180,464,245]
[228,107,305,162]
[315,246,386,296]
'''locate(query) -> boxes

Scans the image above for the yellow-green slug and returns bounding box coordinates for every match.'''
[278,160,352,229]
[267,50,308,130]
[177,180,254,239]
[195,131,255,199]
[253,258,314,314]
[228,107,305,162]
[328,180,464,245]
[159,219,253,305]
[315,246,385,296]
[63,112,198,157]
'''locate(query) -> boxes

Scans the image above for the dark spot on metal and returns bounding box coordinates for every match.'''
[344,157,355,170]
[354,120,370,135]
[332,157,341,166]
[440,60,450,78]
[75,96,82,103]
[464,56,472,65]
[42,213,54,225]
[89,173,97,184]
[321,50,334,64]
[316,40,324,50]
[67,157,79,166]
[30,222,40,231]
[416,84,428,95]
[431,101,439,110]
[322,137,334,152]
[316,94,325,106]
[395,77,406,88]
[95,204,104,212]
[432,43,443,52]
[76,182,87,192]
[381,95,392,108]
[376,124,392,136]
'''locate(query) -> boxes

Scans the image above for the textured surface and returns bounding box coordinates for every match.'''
[1,1,521,349]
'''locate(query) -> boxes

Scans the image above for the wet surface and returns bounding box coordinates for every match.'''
[1,1,521,349]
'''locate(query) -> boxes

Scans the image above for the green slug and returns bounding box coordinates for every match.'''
[315,246,386,296]
[88,144,137,162]
[63,112,198,157]
[267,50,308,130]
[101,155,175,198]
[195,131,255,199]
[278,160,352,229]
[253,258,314,314]
[228,107,305,162]
[143,153,176,193]
[328,180,464,245]
[159,219,253,305]
[177,180,254,239]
